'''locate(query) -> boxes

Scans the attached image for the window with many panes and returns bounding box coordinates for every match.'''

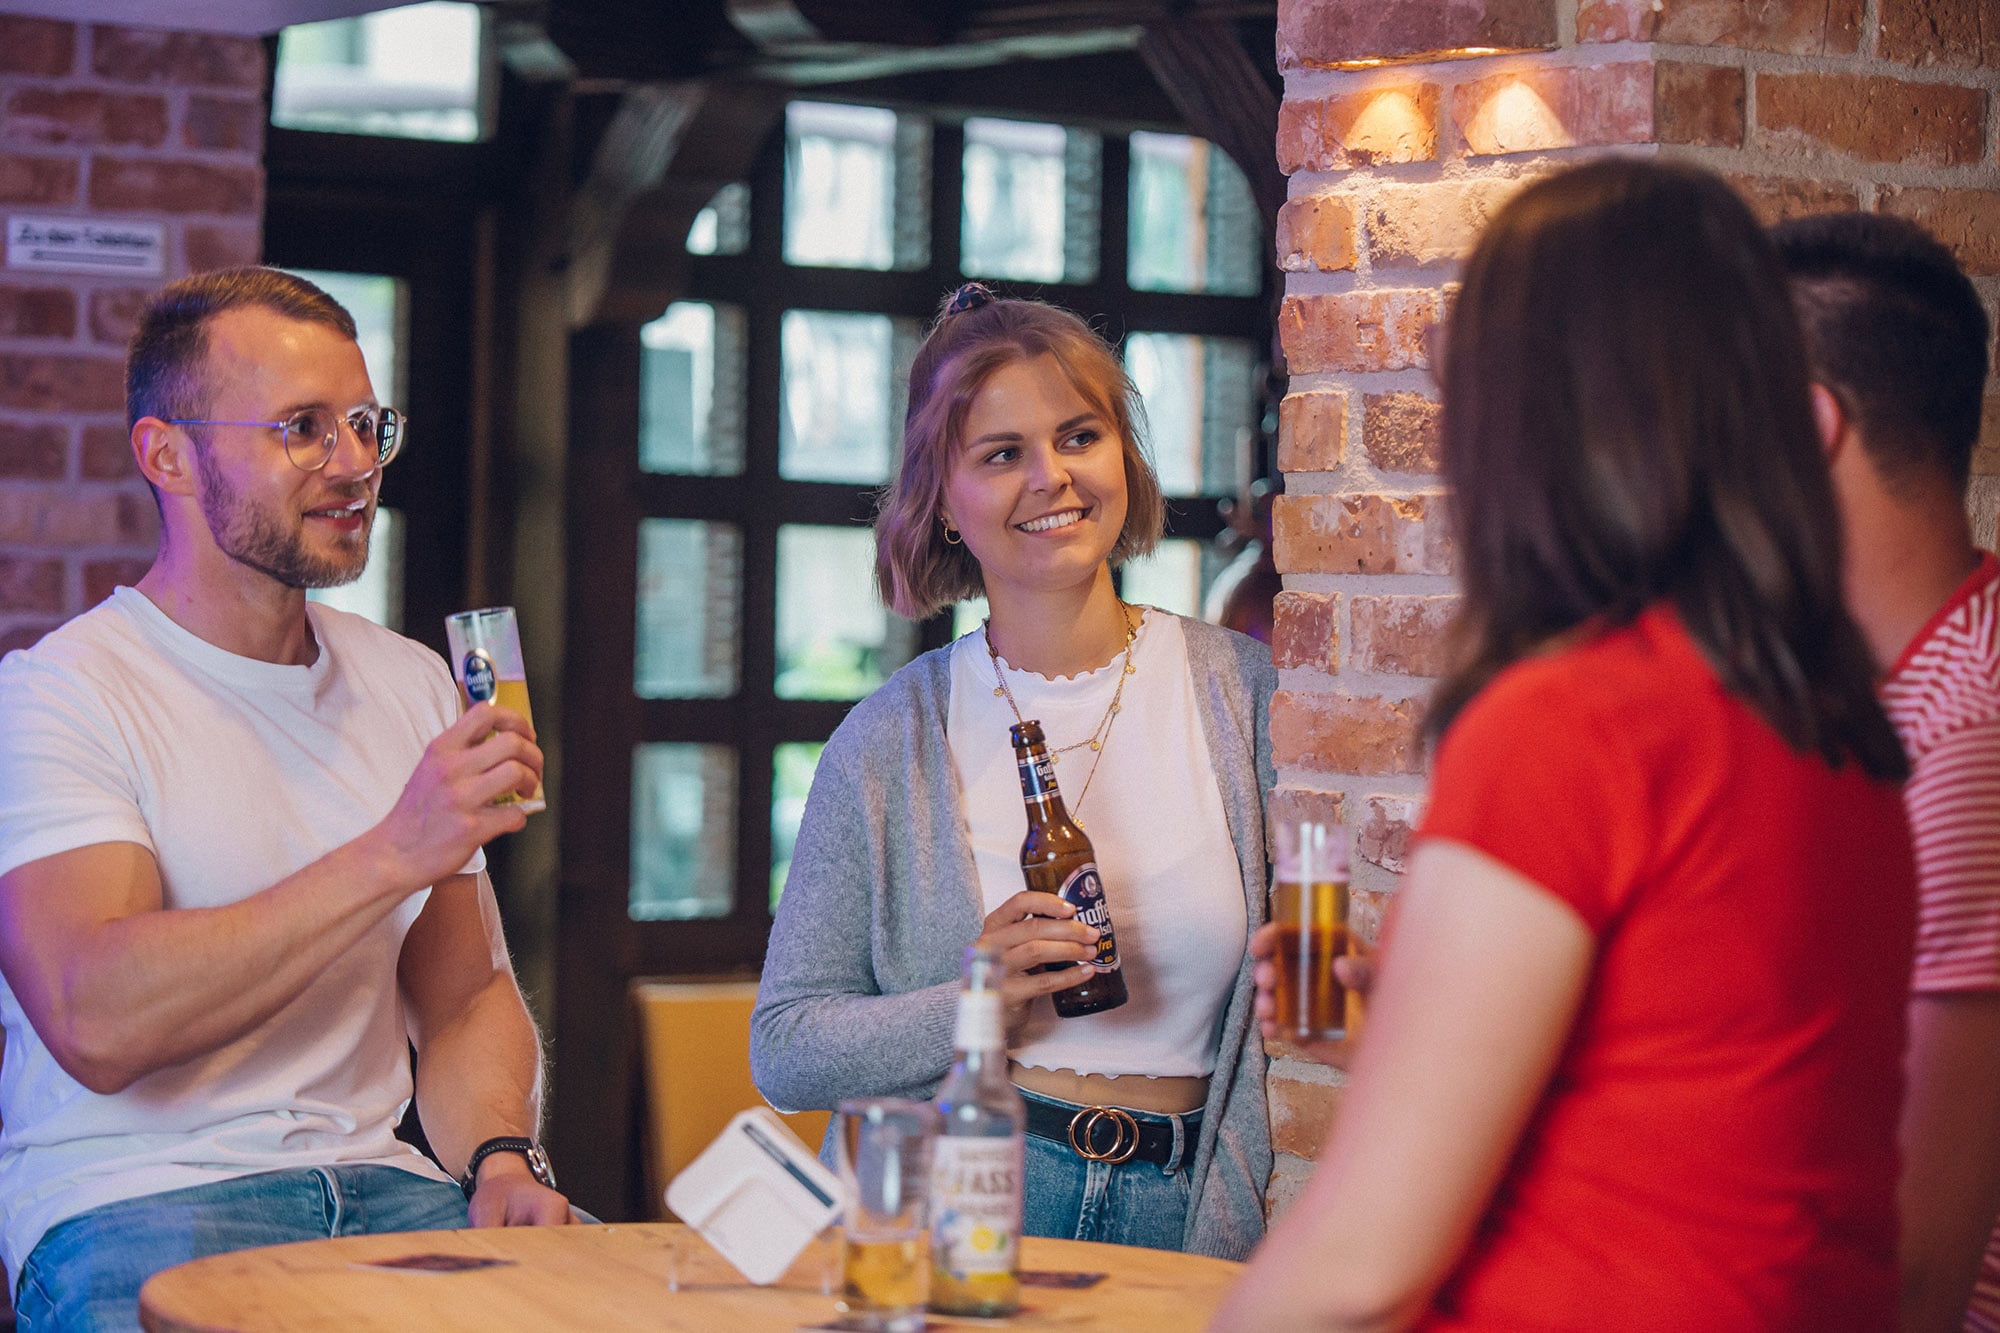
[567,101,1270,977]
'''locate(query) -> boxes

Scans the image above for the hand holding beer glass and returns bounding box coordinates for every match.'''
[833,1098,936,1333]
[444,606,545,814]
[1252,819,1365,1061]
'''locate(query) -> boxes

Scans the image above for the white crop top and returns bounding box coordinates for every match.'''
[945,610,1247,1079]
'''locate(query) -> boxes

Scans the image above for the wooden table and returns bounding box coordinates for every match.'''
[139,1222,1242,1331]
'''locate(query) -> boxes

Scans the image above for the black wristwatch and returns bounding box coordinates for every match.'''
[461,1136,556,1197]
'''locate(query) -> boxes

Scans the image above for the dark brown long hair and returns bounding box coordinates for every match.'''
[1428,159,1905,781]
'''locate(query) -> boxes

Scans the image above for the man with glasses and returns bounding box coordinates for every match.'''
[0,267,569,1330]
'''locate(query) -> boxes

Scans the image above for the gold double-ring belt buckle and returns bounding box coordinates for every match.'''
[1066,1105,1140,1164]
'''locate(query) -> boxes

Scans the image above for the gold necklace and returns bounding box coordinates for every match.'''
[985,605,1140,827]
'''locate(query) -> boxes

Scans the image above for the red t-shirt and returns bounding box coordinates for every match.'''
[1413,604,1914,1332]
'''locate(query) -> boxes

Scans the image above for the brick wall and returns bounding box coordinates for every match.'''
[1266,0,2000,1216]
[0,15,264,653]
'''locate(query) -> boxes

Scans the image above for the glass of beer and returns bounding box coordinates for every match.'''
[444,606,546,813]
[1271,819,1359,1042]
[833,1097,936,1333]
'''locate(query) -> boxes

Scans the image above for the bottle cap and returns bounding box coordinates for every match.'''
[1009,720,1045,748]
[1274,820,1350,883]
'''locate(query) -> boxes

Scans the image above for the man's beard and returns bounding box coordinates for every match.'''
[195,456,371,590]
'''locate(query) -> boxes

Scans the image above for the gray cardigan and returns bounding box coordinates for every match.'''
[751,615,1276,1260]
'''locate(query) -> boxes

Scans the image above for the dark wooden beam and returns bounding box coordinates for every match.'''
[566,83,709,327]
[544,0,1273,85]
[569,80,789,327]
[1138,16,1284,231]
[809,48,1186,132]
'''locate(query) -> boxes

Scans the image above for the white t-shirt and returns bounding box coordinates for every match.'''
[946,610,1246,1079]
[0,587,478,1278]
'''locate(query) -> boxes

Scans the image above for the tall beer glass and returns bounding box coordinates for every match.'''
[444,606,546,813]
[1271,819,1358,1041]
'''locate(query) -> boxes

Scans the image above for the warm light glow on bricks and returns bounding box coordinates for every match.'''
[1347,90,1434,162]
[1467,80,1565,153]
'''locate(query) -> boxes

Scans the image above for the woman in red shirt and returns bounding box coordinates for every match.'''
[1215,160,1915,1331]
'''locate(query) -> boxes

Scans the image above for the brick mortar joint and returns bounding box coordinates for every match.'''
[1279,572,1460,595]
[1267,1154,1321,1176]
[1285,155,1579,196]
[1661,142,2000,191]
[0,75,262,101]
[1649,43,2000,89]
[1272,768,1431,795]
[1275,665,1437,698]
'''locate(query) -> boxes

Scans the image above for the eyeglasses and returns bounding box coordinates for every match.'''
[166,406,405,472]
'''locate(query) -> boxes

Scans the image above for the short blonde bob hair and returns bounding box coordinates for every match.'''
[875,290,1165,620]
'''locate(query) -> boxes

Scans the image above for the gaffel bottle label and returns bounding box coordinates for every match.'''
[462,649,497,703]
[1058,864,1119,972]
[1016,752,1057,802]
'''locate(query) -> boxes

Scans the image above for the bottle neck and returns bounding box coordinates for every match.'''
[1013,743,1070,818]
[953,989,1006,1058]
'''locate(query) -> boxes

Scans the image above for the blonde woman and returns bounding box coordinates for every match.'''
[752,286,1274,1256]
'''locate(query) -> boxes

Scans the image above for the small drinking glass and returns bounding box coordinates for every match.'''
[1271,819,1359,1042]
[444,606,546,813]
[833,1097,936,1333]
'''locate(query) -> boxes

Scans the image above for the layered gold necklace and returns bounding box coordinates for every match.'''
[984,604,1140,828]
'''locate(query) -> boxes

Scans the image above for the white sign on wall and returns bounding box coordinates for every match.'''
[6,216,165,276]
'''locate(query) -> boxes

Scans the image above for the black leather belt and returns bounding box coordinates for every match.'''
[1023,1098,1201,1167]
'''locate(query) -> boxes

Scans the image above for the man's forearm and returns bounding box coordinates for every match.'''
[1899,993,2000,1332]
[412,970,545,1179]
[0,704,538,1097]
[0,834,431,1094]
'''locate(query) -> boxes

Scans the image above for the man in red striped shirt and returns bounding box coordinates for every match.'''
[1775,213,2000,1333]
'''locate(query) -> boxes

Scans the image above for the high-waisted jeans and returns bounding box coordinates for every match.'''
[1017,1087,1197,1252]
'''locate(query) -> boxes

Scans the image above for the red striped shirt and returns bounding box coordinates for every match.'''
[1879,551,2000,1331]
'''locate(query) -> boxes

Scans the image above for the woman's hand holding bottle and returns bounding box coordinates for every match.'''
[972,891,1101,1036]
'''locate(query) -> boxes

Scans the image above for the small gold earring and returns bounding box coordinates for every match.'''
[942,522,962,546]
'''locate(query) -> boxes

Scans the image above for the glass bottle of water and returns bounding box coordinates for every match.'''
[928,946,1024,1316]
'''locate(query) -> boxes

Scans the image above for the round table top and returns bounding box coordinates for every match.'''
[138,1221,1242,1332]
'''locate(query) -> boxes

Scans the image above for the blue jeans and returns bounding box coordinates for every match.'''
[16,1164,468,1333]
[1018,1089,1195,1252]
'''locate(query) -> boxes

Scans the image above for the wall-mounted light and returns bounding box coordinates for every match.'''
[1323,45,1536,71]
[1284,0,1559,71]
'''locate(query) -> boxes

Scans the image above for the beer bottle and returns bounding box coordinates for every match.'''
[1010,720,1128,1017]
[929,946,1024,1317]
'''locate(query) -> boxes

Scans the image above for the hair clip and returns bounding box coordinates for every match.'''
[942,282,996,318]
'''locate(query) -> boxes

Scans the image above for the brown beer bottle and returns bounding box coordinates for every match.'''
[1010,721,1128,1017]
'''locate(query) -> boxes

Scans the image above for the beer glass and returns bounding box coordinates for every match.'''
[833,1098,936,1333]
[444,606,546,813]
[1271,819,1359,1042]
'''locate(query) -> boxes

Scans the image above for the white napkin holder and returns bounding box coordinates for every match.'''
[665,1107,845,1286]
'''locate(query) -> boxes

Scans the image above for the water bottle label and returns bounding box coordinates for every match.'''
[931,1137,1022,1277]
[1059,864,1119,973]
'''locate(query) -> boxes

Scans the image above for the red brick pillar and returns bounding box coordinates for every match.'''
[1265,0,2000,1215]
[0,18,265,652]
